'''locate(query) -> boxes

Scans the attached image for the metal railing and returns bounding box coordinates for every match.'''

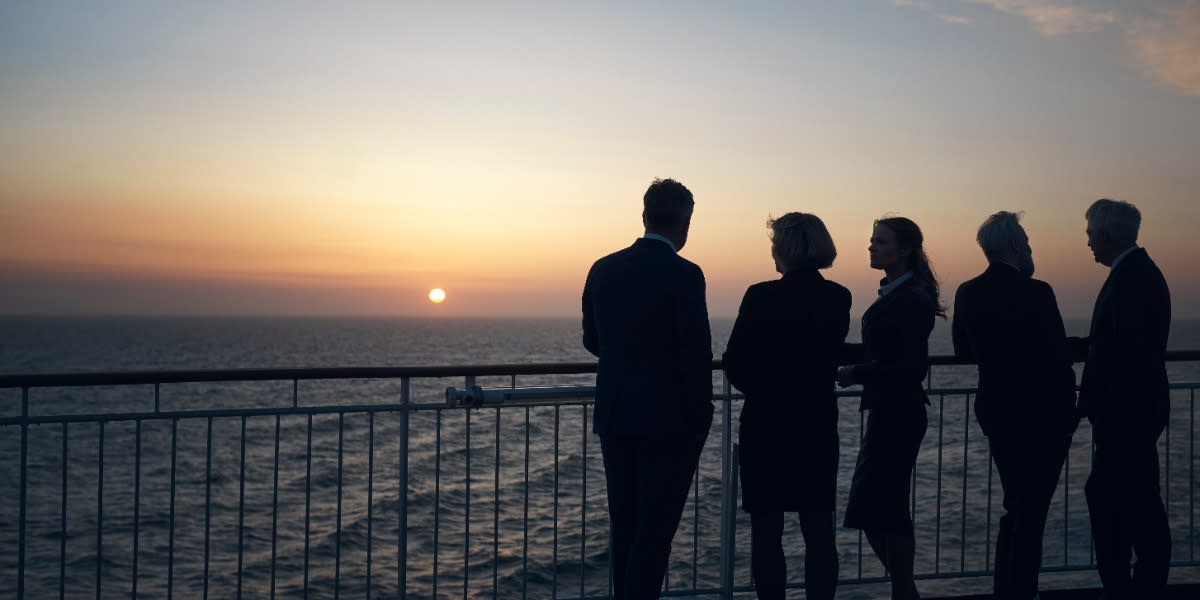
[1,352,1198,599]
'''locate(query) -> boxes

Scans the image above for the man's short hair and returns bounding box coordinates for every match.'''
[768,212,837,271]
[643,178,694,230]
[1086,198,1141,246]
[976,211,1027,259]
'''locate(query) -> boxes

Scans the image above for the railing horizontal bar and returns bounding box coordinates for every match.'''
[0,399,595,425]
[448,385,595,405]
[5,351,1198,388]
[461,385,985,402]
[13,384,1200,431]
[0,404,400,425]
[6,381,1199,432]
[15,383,1200,426]
[704,572,1200,596]
[444,397,599,410]
[0,362,601,387]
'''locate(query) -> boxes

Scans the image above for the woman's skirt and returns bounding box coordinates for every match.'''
[843,404,927,532]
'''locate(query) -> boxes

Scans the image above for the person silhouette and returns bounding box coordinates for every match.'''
[582,178,714,599]
[723,212,849,600]
[1071,198,1172,599]
[952,211,1078,600]
[837,216,944,600]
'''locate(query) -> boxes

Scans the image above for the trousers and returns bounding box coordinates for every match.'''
[601,429,708,599]
[988,431,1070,599]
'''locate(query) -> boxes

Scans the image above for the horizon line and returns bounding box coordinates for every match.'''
[5,312,1195,321]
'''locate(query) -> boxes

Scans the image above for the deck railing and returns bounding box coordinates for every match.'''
[1,352,1198,599]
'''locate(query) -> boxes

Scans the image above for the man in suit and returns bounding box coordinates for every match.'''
[582,178,714,599]
[1072,198,1172,599]
[952,211,1078,600]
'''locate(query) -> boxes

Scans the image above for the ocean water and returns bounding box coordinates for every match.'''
[0,316,1198,599]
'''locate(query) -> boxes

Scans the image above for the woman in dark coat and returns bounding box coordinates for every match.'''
[837,216,945,600]
[723,212,850,600]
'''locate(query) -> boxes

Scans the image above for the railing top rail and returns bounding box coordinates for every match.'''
[0,362,599,388]
[2,350,1199,389]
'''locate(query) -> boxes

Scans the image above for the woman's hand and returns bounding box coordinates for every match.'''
[836,365,856,388]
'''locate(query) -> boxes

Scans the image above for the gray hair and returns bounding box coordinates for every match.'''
[768,212,837,270]
[976,211,1027,259]
[1086,198,1141,246]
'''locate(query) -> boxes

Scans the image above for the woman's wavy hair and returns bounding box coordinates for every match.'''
[875,216,947,318]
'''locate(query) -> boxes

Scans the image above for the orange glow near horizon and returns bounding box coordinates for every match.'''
[3,186,1194,319]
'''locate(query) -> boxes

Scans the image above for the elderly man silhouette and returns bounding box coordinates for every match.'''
[1071,198,1172,599]
[953,211,1078,600]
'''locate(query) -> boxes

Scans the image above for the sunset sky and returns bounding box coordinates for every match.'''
[2,1,1198,318]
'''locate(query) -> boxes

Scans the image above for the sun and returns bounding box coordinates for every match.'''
[428,288,446,304]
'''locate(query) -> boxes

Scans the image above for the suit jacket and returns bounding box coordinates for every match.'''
[951,263,1077,437]
[722,269,851,511]
[582,238,714,439]
[1077,248,1171,445]
[843,277,935,412]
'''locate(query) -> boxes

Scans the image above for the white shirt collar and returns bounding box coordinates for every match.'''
[878,271,914,298]
[1111,245,1139,270]
[643,232,677,253]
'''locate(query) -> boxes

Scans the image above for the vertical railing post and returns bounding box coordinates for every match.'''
[719,373,734,600]
[579,408,587,599]
[203,417,212,600]
[168,418,178,599]
[270,414,281,599]
[398,377,410,600]
[935,395,944,571]
[523,406,531,600]
[462,376,476,599]
[495,408,503,600]
[61,421,69,600]
[303,414,313,598]
[96,421,105,600]
[133,418,143,599]
[464,400,473,600]
[433,411,442,599]
[552,405,560,596]
[335,413,345,599]
[960,394,969,573]
[237,416,247,599]
[367,412,375,600]
[18,387,28,600]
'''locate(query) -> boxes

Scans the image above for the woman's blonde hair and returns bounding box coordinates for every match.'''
[768,212,837,271]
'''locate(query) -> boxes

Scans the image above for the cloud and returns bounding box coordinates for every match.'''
[887,0,972,26]
[911,0,1200,96]
[966,0,1115,35]
[884,0,1200,96]
[938,14,972,25]
[1123,2,1200,96]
